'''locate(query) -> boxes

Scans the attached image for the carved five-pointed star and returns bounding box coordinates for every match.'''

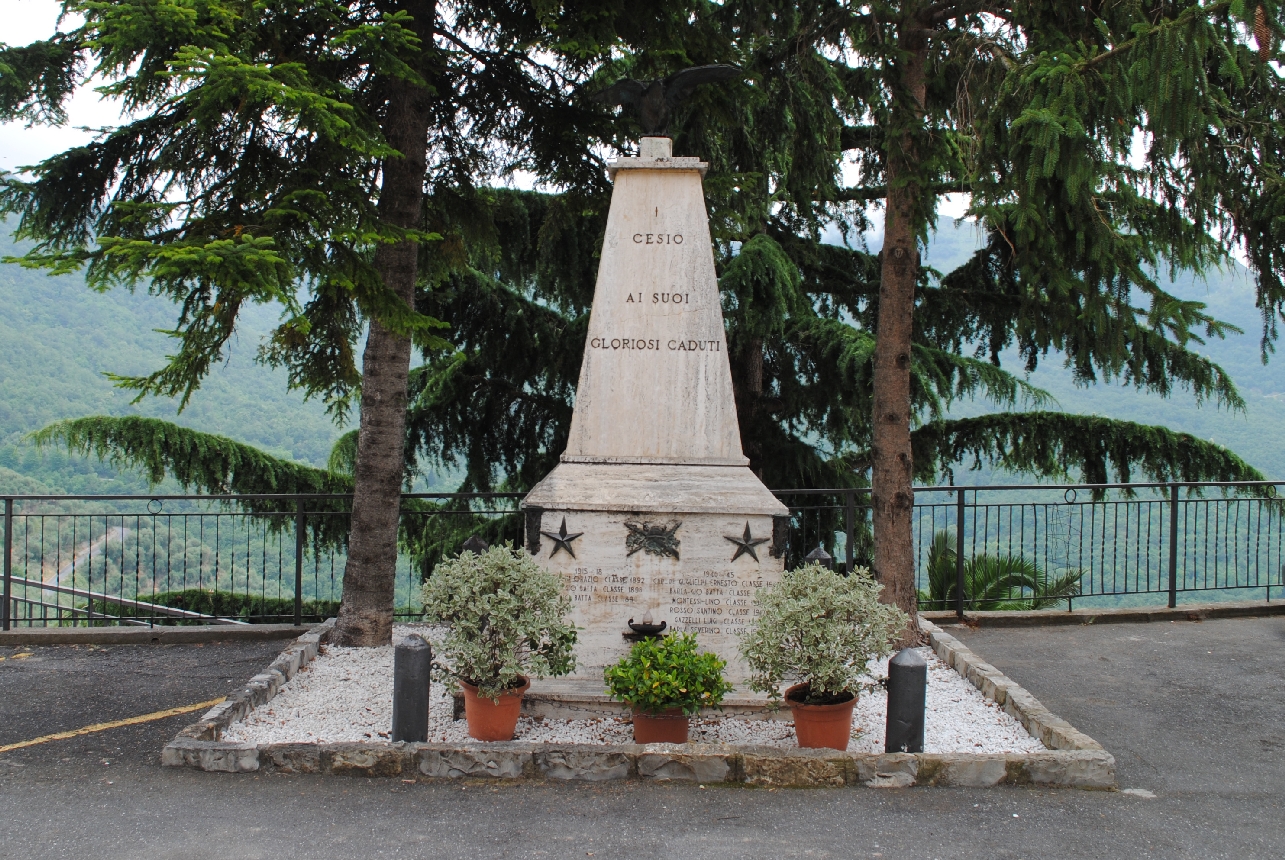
[541,517,584,559]
[725,521,769,562]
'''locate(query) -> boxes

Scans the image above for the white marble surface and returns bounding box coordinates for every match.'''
[523,462,786,515]
[561,143,743,466]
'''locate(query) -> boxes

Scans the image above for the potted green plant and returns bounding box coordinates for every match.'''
[604,633,733,744]
[740,562,908,750]
[421,544,577,741]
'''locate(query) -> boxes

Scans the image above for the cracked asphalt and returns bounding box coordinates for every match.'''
[0,616,1281,859]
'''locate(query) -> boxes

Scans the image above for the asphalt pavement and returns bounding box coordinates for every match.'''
[0,617,1281,860]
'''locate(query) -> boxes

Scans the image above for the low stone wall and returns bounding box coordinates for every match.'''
[164,738,1113,788]
[920,600,1285,628]
[161,617,1115,789]
[0,622,307,646]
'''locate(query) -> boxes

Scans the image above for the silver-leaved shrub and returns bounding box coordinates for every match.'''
[740,563,909,703]
[421,544,577,701]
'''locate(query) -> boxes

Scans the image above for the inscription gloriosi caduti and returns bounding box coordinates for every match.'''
[588,337,722,352]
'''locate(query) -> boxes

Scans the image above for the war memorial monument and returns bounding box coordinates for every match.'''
[522,134,789,693]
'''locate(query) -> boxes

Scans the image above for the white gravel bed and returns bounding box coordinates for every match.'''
[222,625,1044,754]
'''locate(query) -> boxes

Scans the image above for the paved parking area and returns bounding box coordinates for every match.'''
[0,618,1281,859]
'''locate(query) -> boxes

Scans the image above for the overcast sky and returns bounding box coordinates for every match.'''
[0,1,126,175]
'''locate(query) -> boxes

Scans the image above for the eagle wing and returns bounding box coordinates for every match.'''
[662,64,742,109]
[589,78,647,107]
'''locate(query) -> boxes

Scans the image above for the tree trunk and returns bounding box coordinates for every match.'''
[331,1,436,647]
[871,23,928,640]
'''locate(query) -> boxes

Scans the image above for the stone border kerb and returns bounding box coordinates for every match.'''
[162,617,1115,789]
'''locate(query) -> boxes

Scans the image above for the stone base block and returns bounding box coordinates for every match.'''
[742,747,848,787]
[418,745,529,779]
[535,746,633,781]
[637,746,736,782]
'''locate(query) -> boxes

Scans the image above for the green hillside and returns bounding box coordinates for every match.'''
[923,220,1285,482]
[0,225,344,494]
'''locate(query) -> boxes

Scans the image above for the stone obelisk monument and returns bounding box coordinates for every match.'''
[523,137,788,691]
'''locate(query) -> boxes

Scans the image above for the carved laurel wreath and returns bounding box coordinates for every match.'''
[624,518,682,560]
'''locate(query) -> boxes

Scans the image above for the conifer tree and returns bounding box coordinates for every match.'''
[829,1,1285,627]
[0,0,706,645]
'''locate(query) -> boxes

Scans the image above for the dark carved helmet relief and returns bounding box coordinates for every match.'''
[590,65,743,137]
[624,518,682,559]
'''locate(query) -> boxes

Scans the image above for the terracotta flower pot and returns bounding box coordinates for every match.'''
[460,676,530,741]
[631,707,690,744]
[785,683,856,751]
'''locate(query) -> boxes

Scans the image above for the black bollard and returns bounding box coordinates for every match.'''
[392,634,432,743]
[804,545,833,569]
[884,648,927,753]
[461,535,489,554]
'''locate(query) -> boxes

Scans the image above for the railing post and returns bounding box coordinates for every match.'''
[2,498,12,631]
[1168,483,1179,609]
[955,490,966,618]
[844,490,855,574]
[294,497,305,627]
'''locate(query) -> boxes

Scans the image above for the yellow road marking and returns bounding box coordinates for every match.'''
[0,696,226,753]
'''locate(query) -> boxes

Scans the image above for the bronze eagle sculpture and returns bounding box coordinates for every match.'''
[590,64,743,136]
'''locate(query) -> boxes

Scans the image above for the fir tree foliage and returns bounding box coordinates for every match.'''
[399,0,1280,495]
[822,0,1285,618]
[32,415,354,546]
[0,0,466,416]
[913,412,1265,490]
[32,416,347,496]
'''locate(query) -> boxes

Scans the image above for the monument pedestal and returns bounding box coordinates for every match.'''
[522,138,788,704]
[524,465,786,684]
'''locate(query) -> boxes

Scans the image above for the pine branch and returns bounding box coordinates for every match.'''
[1078,1,1236,70]
[31,416,349,495]
[30,416,355,546]
[913,412,1267,489]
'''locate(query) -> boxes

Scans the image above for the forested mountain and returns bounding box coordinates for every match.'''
[0,224,343,494]
[2,217,1281,496]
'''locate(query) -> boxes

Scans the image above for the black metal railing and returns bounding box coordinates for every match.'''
[1,481,1281,628]
[779,481,1285,613]
[0,492,523,629]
